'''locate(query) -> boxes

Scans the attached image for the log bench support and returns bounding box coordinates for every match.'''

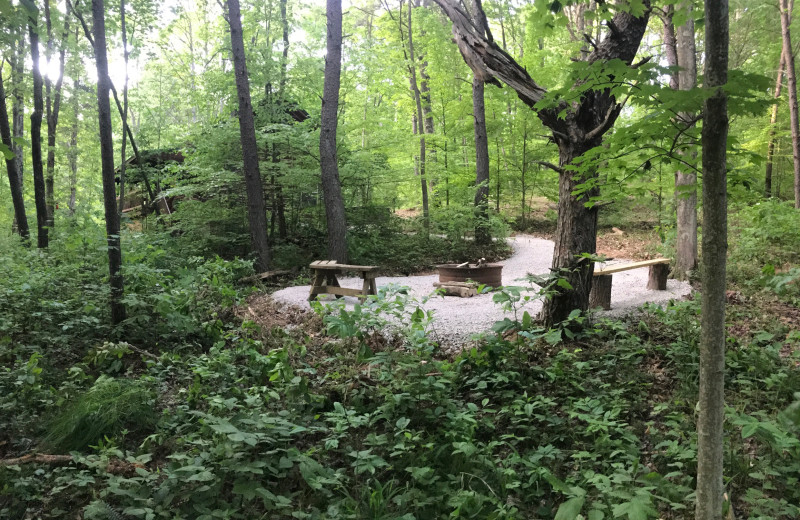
[589,258,670,310]
[433,281,478,298]
[308,260,378,303]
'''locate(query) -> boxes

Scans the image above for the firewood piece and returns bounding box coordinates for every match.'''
[433,282,477,297]
[456,261,469,268]
[589,275,613,310]
[647,263,669,290]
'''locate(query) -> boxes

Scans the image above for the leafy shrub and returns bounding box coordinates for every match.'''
[44,376,157,452]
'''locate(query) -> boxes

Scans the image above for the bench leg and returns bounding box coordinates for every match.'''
[589,275,613,310]
[369,276,377,296]
[308,270,325,301]
[326,272,343,299]
[648,264,669,290]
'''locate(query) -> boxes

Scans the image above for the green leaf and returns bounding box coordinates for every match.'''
[588,510,605,520]
[554,496,585,520]
[0,143,14,160]
[612,495,657,520]
[544,329,562,345]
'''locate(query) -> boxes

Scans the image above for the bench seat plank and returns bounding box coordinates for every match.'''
[309,261,378,272]
[594,258,670,276]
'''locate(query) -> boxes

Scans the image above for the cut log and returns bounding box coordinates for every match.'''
[589,275,613,310]
[433,281,477,297]
[240,269,293,284]
[647,263,669,290]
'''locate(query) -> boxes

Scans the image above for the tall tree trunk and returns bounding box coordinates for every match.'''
[226,0,272,271]
[29,9,49,248]
[780,0,800,209]
[696,0,728,518]
[520,122,528,228]
[274,0,289,239]
[68,80,79,216]
[12,28,25,188]
[118,0,129,217]
[0,72,30,243]
[765,50,786,198]
[407,0,430,232]
[44,0,70,227]
[675,2,698,279]
[319,0,348,263]
[92,0,126,323]
[473,77,490,244]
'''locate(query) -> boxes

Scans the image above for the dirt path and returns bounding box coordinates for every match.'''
[272,235,692,349]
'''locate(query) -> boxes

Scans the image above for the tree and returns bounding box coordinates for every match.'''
[434,0,650,325]
[696,0,729,517]
[765,49,786,198]
[91,0,126,324]
[469,0,490,245]
[27,1,50,249]
[779,0,800,208]
[0,71,30,243]
[44,0,71,227]
[663,2,698,279]
[225,0,272,272]
[319,0,348,263]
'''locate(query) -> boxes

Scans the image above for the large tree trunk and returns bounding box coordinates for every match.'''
[696,0,728,518]
[473,77,490,244]
[765,50,786,198]
[547,139,600,321]
[433,0,650,325]
[29,12,49,249]
[780,0,800,209]
[92,0,126,324]
[319,0,348,263]
[226,0,272,271]
[0,72,30,242]
[675,3,698,279]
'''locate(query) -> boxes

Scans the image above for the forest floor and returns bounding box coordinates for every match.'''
[271,234,692,351]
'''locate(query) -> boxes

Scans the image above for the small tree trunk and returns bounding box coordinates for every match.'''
[0,72,30,242]
[780,0,800,209]
[226,0,272,271]
[12,28,25,188]
[320,0,348,263]
[44,0,69,228]
[68,80,79,216]
[696,0,728,517]
[765,50,786,198]
[118,0,129,217]
[407,0,430,232]
[92,0,126,324]
[29,14,49,248]
[675,3,698,279]
[473,77,490,244]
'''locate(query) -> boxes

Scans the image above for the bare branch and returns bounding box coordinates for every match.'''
[537,161,566,175]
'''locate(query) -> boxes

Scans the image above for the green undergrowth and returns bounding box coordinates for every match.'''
[2,274,799,518]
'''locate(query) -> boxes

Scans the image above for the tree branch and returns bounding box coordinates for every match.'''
[536,161,566,175]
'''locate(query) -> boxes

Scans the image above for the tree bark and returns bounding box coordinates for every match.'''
[226,0,272,271]
[473,77,490,244]
[0,72,30,243]
[433,0,650,325]
[765,49,786,198]
[406,0,430,232]
[780,0,800,209]
[675,2,698,279]
[696,0,729,518]
[12,28,25,188]
[92,0,126,323]
[118,0,129,217]
[44,0,70,227]
[68,80,79,216]
[319,0,348,263]
[29,10,49,249]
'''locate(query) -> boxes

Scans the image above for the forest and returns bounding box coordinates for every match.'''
[2,0,800,518]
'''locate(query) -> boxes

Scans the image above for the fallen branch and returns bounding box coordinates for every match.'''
[0,453,73,466]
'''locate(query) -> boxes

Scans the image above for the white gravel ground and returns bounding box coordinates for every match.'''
[272,235,692,346]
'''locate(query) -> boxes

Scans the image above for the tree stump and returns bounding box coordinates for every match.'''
[589,275,613,310]
[647,264,669,290]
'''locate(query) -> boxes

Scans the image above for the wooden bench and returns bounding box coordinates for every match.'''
[308,260,379,303]
[589,258,670,310]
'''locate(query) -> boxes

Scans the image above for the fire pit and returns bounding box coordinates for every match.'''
[437,262,503,288]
